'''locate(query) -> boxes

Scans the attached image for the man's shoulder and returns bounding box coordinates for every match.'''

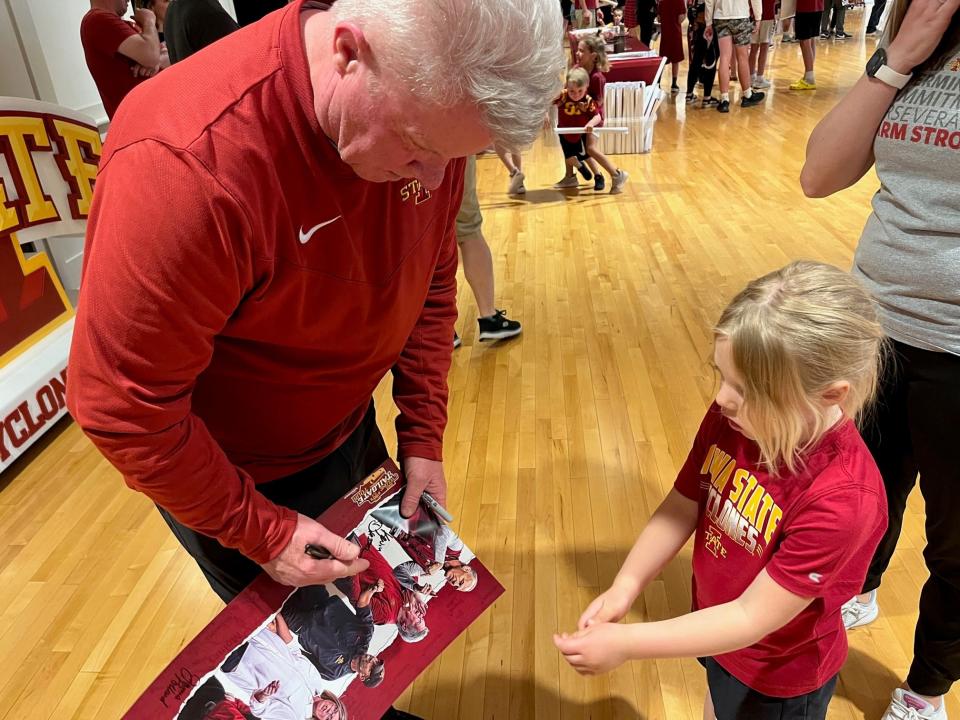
[80,8,134,39]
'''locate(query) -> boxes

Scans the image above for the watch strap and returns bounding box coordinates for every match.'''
[873,63,912,89]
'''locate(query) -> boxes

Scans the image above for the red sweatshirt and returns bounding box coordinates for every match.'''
[67,2,463,565]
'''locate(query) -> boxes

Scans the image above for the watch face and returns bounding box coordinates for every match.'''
[867,47,887,76]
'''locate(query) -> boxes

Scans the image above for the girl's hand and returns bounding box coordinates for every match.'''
[578,584,636,630]
[704,25,714,41]
[554,623,631,675]
[887,0,960,72]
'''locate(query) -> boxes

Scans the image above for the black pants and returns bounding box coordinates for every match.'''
[158,402,388,603]
[821,0,846,33]
[636,0,657,45]
[861,341,960,696]
[687,24,718,96]
[866,0,885,31]
[705,658,837,719]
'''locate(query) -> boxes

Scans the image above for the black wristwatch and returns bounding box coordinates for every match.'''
[866,48,912,89]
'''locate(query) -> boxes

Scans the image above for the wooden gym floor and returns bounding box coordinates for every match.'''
[1,13,955,719]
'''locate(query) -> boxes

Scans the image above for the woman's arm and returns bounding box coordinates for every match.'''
[800,0,960,197]
[557,569,812,674]
[578,489,698,629]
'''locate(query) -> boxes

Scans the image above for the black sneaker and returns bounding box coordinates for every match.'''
[741,91,765,107]
[453,331,462,349]
[835,31,850,38]
[478,309,522,342]
[865,28,877,35]
[701,96,720,108]
[717,99,730,113]
[577,161,593,181]
[819,31,830,39]
[594,173,605,191]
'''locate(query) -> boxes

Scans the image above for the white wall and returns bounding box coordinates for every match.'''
[0,0,38,99]
[1,0,239,126]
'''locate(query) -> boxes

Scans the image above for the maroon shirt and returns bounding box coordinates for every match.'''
[80,9,144,119]
[675,405,887,697]
[796,0,825,13]
[555,89,600,142]
[68,2,463,565]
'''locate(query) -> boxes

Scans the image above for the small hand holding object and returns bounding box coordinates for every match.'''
[374,579,385,593]
[262,512,369,588]
[553,622,631,675]
[578,583,636,630]
[426,561,443,575]
[704,25,714,41]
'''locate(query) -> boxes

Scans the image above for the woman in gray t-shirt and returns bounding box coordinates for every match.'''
[801,2,960,718]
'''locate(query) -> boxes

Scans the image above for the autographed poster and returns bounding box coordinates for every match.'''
[125,460,503,720]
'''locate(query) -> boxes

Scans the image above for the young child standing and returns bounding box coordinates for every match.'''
[575,36,630,194]
[553,67,599,189]
[556,261,889,720]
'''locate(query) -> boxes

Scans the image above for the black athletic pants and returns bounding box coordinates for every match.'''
[686,24,718,96]
[866,0,885,32]
[861,340,960,697]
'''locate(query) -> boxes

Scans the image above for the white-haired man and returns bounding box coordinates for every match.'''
[68,3,563,717]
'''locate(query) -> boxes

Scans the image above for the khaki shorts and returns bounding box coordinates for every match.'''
[455,154,482,240]
[714,17,754,46]
[751,19,775,44]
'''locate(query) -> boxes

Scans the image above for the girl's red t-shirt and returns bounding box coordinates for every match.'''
[674,405,887,697]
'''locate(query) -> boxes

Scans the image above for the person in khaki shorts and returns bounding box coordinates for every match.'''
[453,156,522,348]
[705,0,767,112]
[748,0,777,88]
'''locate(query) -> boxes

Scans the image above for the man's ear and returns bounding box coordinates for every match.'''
[331,22,373,77]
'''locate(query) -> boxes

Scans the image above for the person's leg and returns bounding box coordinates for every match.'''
[835,2,847,33]
[717,34,733,95]
[749,43,760,77]
[866,0,885,31]
[672,61,680,88]
[858,342,917,596]
[584,134,628,192]
[707,657,838,720]
[157,403,387,602]
[702,36,719,96]
[757,37,769,76]
[820,3,832,34]
[703,690,715,720]
[687,27,706,94]
[735,44,752,93]
[902,345,960,704]
[458,232,496,319]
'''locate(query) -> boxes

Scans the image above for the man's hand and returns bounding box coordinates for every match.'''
[253,680,280,702]
[704,25,714,41]
[132,7,156,29]
[261,513,368,588]
[131,63,159,78]
[400,456,447,518]
[426,561,443,574]
[554,622,632,675]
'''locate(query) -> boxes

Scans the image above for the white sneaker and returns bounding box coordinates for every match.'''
[508,170,526,195]
[841,590,879,629]
[610,169,629,194]
[752,77,772,89]
[553,176,580,188]
[881,688,948,720]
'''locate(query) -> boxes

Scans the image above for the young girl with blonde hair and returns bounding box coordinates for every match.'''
[575,35,630,193]
[556,261,889,720]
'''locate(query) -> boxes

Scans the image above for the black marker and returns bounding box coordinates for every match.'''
[304,543,333,561]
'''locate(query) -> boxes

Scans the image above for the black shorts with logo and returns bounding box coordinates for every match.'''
[559,134,587,160]
[701,657,838,720]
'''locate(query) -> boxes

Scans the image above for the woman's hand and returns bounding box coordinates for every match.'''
[887,0,960,73]
[554,622,633,675]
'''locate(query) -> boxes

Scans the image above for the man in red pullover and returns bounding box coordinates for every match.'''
[68,3,563,715]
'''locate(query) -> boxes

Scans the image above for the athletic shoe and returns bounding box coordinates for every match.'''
[865,28,877,35]
[577,161,593,181]
[741,91,766,107]
[835,31,850,38]
[554,176,580,188]
[610,169,629,194]
[752,77,772,89]
[717,99,730,113]
[781,33,797,42]
[508,170,526,195]
[478,310,522,342]
[701,96,720,108]
[453,332,462,349]
[594,173,605,191]
[820,31,831,39]
[881,689,948,720]
[685,92,698,104]
[790,78,817,90]
[670,83,680,94]
[841,590,879,629]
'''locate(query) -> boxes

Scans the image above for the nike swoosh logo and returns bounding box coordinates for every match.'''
[299,216,342,244]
